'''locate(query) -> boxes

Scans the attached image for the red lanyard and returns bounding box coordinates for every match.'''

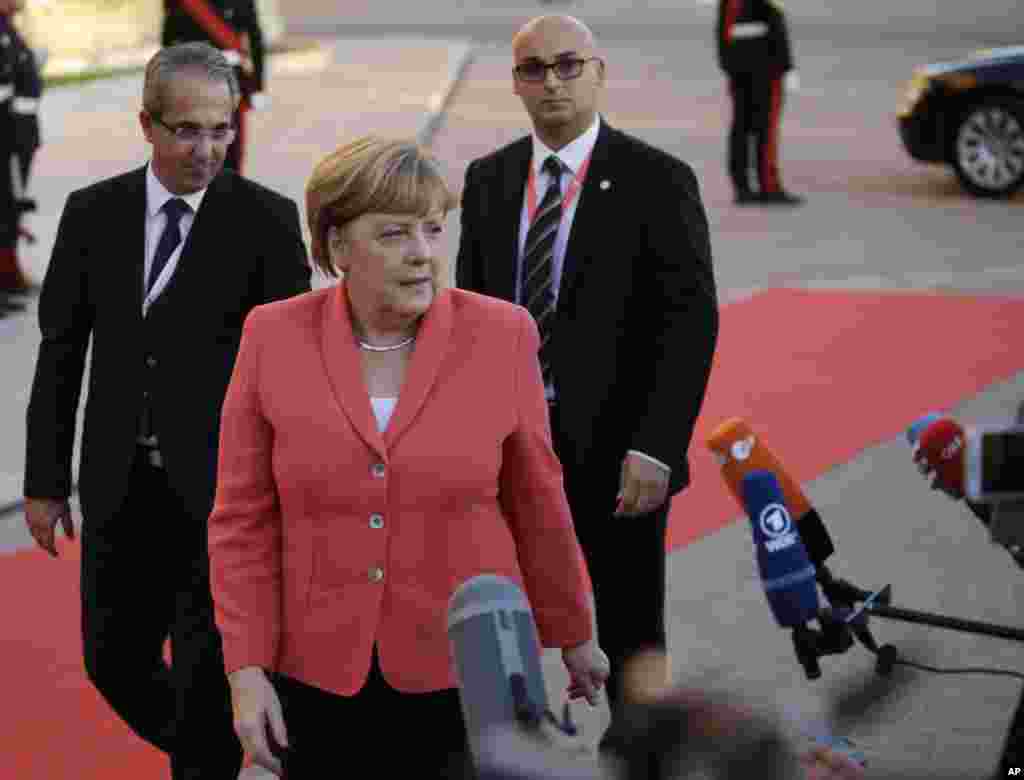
[526,154,592,224]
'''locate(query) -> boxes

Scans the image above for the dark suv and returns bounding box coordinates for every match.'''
[898,45,1024,198]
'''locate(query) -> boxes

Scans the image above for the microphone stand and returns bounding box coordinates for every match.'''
[849,585,1024,643]
[808,582,1024,679]
[788,565,890,680]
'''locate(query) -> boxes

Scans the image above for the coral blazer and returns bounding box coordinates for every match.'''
[209,283,593,695]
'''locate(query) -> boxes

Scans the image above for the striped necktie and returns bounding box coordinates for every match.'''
[521,155,564,386]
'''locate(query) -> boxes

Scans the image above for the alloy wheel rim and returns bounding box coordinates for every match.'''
[957,106,1024,191]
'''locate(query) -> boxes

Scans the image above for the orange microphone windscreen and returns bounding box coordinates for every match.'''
[707,417,812,519]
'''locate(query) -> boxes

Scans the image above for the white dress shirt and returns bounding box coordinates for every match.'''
[516,114,600,305]
[142,164,207,316]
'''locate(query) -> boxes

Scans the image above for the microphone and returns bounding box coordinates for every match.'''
[913,417,966,497]
[741,470,864,679]
[707,418,834,567]
[742,471,820,630]
[447,574,554,765]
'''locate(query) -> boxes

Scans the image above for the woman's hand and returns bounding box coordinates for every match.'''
[228,666,289,776]
[561,639,610,706]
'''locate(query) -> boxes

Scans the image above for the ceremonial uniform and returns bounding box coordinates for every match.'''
[0,8,41,293]
[716,0,803,204]
[162,0,265,172]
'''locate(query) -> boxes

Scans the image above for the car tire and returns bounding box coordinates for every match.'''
[951,97,1024,199]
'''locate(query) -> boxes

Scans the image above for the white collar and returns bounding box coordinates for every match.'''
[531,114,601,177]
[145,163,208,218]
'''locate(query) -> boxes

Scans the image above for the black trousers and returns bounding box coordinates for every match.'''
[0,144,34,247]
[270,650,471,778]
[727,72,785,195]
[80,448,242,779]
[548,402,670,714]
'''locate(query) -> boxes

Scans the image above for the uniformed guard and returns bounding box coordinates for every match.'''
[0,0,41,294]
[716,0,804,205]
[162,0,265,173]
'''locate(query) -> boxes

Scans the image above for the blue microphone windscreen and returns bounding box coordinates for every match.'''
[743,470,818,628]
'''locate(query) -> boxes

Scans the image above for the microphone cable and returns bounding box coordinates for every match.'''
[865,643,1024,682]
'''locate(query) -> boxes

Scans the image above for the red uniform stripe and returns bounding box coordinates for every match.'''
[761,75,783,192]
[177,0,243,51]
[722,0,743,43]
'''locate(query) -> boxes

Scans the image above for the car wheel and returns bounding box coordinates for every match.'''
[951,97,1024,198]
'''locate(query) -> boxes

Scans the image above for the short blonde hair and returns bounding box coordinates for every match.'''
[305,136,457,277]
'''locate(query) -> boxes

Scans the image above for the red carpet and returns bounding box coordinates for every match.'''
[668,287,1024,549]
[3,288,1024,778]
[1,540,167,778]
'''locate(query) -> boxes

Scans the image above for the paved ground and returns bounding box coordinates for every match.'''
[3,0,1024,776]
[281,0,1024,45]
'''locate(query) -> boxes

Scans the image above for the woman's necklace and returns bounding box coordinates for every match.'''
[357,335,415,352]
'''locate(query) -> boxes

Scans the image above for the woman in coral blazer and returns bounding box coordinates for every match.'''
[208,137,608,778]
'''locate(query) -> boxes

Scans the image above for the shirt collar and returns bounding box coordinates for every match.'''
[146,163,208,218]
[531,114,601,177]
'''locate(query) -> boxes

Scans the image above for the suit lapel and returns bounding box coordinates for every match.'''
[383,289,453,448]
[320,284,387,459]
[121,167,148,323]
[495,138,531,303]
[319,285,455,457]
[559,121,617,304]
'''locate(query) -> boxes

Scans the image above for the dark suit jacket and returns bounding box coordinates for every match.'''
[24,166,310,525]
[456,120,718,497]
[717,0,794,77]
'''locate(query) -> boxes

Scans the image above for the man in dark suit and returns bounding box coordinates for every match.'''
[23,42,310,779]
[162,0,266,173]
[455,14,719,735]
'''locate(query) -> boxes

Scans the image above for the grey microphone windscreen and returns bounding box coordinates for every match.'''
[448,574,551,762]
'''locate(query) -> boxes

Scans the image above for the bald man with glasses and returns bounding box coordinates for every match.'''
[23,42,309,779]
[456,15,719,742]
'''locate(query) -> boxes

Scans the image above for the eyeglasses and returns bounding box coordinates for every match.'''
[150,114,237,144]
[513,57,602,83]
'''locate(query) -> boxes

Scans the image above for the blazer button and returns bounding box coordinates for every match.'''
[369,514,384,529]
[369,567,385,582]
[372,463,386,478]
[146,355,157,369]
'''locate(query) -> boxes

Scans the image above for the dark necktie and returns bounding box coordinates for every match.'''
[521,155,564,386]
[147,197,190,295]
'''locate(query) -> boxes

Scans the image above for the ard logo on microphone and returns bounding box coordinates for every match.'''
[760,503,797,553]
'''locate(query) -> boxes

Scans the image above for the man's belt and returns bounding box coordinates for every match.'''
[730,21,769,39]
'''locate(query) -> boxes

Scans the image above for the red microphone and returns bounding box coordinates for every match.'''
[914,417,966,498]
